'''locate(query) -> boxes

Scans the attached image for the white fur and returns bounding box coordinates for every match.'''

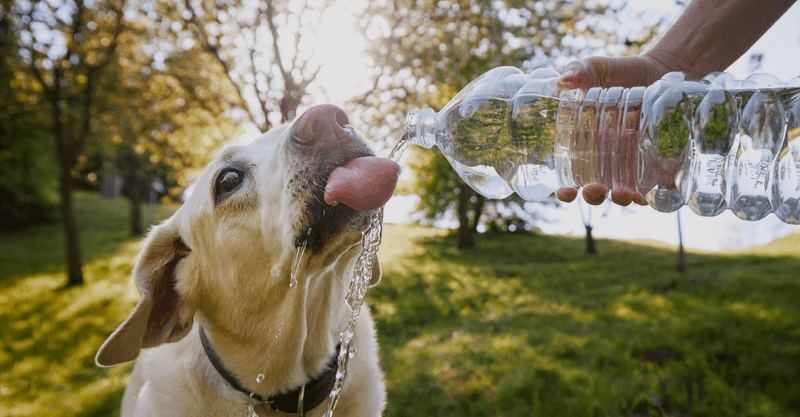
[97,120,387,416]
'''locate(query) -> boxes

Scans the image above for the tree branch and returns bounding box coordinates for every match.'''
[265,0,290,87]
[183,0,258,129]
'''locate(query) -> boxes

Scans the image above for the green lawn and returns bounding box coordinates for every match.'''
[2,192,799,416]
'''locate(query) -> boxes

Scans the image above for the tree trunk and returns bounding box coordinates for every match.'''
[469,194,486,237]
[579,200,597,255]
[585,225,597,255]
[280,78,301,123]
[677,211,687,273]
[51,73,84,287]
[121,156,144,236]
[457,187,474,249]
[129,191,143,236]
[57,165,84,287]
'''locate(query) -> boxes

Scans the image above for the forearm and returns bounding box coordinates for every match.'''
[646,0,796,79]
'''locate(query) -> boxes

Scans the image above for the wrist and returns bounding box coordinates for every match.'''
[641,49,703,81]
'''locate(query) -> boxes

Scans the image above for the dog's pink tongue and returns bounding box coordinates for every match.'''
[324,157,400,211]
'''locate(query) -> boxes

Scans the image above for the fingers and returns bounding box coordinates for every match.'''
[608,188,648,206]
[557,60,593,91]
[632,192,648,206]
[555,185,607,205]
[555,55,665,207]
[555,187,578,203]
[556,185,649,207]
[609,188,633,206]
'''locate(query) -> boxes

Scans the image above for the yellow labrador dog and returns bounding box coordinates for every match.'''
[96,105,399,416]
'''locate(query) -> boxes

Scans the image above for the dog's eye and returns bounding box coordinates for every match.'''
[216,169,244,195]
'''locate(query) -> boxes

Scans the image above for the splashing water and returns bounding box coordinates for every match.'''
[324,138,409,416]
[323,211,383,416]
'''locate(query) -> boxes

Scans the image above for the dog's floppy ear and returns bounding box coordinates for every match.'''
[96,215,193,367]
[369,257,382,287]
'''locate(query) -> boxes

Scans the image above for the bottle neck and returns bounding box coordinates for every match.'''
[404,108,437,149]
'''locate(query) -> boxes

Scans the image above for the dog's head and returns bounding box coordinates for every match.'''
[96,105,399,367]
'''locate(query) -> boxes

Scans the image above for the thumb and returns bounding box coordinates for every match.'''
[558,56,666,90]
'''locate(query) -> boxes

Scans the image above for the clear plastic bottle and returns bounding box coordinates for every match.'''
[404,67,800,223]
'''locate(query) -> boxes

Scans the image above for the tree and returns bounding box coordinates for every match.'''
[397,144,486,248]
[84,7,241,235]
[153,0,340,133]
[10,0,126,286]
[676,211,687,273]
[358,0,656,248]
[578,200,597,255]
[0,1,58,230]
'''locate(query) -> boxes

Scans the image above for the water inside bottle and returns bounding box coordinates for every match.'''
[435,89,649,203]
[729,90,786,221]
[442,96,564,200]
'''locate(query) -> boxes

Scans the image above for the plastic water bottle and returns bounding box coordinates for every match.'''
[403,67,800,223]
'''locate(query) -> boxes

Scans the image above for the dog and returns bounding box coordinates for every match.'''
[96,105,399,416]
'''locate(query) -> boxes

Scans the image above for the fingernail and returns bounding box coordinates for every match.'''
[561,68,578,80]
[557,69,579,90]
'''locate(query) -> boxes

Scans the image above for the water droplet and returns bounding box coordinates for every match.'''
[256,373,265,383]
[290,233,308,288]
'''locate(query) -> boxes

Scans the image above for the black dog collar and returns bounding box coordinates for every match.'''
[199,326,341,414]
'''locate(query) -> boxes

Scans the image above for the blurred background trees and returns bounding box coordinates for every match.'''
[5,0,127,286]
[1,0,674,282]
[1,0,58,230]
[152,0,340,131]
[3,0,351,284]
[83,2,241,236]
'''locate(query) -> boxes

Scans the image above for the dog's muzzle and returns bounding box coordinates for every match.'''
[291,105,399,213]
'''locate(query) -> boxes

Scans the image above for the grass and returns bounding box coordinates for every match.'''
[0,192,178,417]
[1,192,799,416]
[375,227,800,417]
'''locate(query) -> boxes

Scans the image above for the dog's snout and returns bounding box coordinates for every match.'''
[293,105,350,146]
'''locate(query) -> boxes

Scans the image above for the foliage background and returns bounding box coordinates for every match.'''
[2,0,800,416]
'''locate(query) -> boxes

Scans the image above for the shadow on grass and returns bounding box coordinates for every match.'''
[0,269,136,415]
[373,228,800,417]
[0,192,174,417]
[75,387,124,417]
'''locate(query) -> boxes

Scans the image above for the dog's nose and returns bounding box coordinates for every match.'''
[292,105,350,146]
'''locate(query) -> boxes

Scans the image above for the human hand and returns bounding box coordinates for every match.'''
[553,55,674,206]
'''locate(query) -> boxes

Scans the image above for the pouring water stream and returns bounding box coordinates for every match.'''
[322,138,409,416]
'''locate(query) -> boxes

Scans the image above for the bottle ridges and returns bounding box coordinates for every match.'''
[404,67,800,223]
